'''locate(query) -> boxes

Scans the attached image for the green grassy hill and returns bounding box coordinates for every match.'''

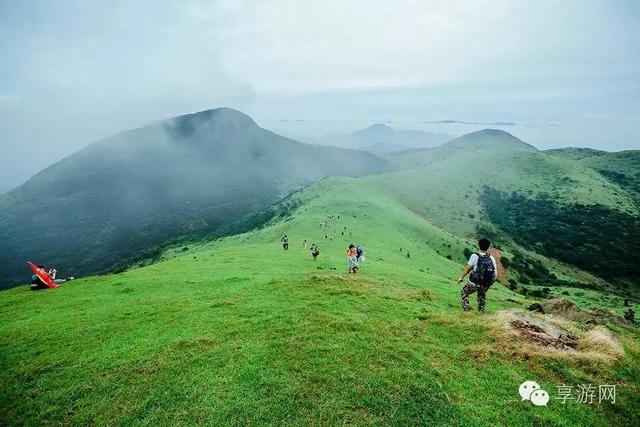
[548,148,640,199]
[380,131,639,285]
[386,131,636,230]
[0,108,390,289]
[1,174,639,425]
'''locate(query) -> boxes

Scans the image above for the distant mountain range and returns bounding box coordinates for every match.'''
[321,123,451,153]
[2,109,638,290]
[0,108,391,288]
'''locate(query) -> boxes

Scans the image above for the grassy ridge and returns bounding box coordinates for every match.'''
[0,108,392,289]
[383,137,637,239]
[1,177,638,425]
[548,148,640,201]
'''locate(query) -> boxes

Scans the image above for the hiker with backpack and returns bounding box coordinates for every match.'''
[457,238,497,312]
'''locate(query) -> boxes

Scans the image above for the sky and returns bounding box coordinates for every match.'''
[1,0,639,187]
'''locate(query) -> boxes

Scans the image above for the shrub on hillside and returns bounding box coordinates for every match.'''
[500,256,511,269]
[624,309,635,323]
[481,186,639,283]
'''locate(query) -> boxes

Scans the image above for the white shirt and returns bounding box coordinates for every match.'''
[467,252,498,273]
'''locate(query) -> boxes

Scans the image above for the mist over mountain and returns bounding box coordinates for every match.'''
[320,123,451,154]
[0,108,391,288]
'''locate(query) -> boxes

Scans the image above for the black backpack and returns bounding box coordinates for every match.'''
[473,253,495,287]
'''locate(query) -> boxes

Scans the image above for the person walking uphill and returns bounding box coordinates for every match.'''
[457,238,497,312]
[347,244,358,273]
[281,235,289,251]
[310,243,320,261]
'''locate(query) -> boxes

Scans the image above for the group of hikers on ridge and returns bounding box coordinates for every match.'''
[29,235,495,314]
[281,235,365,273]
[281,234,496,311]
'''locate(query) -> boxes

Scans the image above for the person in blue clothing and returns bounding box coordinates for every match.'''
[355,245,365,264]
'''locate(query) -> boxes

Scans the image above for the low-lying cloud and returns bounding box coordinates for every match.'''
[1,0,639,187]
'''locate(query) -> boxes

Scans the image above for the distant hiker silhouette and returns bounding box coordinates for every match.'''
[311,243,320,260]
[281,235,289,251]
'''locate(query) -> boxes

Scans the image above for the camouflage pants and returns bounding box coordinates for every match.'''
[461,281,489,312]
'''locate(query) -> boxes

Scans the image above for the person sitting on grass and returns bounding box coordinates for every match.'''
[347,244,359,274]
[457,238,497,312]
[47,268,74,284]
[30,268,49,291]
[310,243,319,261]
[30,266,73,291]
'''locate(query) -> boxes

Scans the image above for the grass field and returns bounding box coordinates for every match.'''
[1,176,639,426]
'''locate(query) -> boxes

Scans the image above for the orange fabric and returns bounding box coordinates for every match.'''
[28,262,58,288]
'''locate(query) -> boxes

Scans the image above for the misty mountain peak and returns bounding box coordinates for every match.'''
[164,107,259,140]
[448,128,537,151]
[368,123,393,131]
[470,128,516,138]
[355,123,394,135]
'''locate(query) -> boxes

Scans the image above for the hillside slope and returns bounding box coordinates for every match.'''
[0,108,391,288]
[383,129,636,234]
[379,130,639,283]
[1,176,638,425]
[547,148,640,199]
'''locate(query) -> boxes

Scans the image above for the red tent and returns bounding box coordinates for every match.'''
[27,262,58,288]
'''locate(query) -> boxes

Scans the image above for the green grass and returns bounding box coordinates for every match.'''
[383,148,637,237]
[546,148,640,203]
[1,176,639,426]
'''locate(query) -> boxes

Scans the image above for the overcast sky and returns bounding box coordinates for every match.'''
[1,0,639,187]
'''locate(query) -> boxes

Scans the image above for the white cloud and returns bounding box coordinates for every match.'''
[0,0,638,186]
